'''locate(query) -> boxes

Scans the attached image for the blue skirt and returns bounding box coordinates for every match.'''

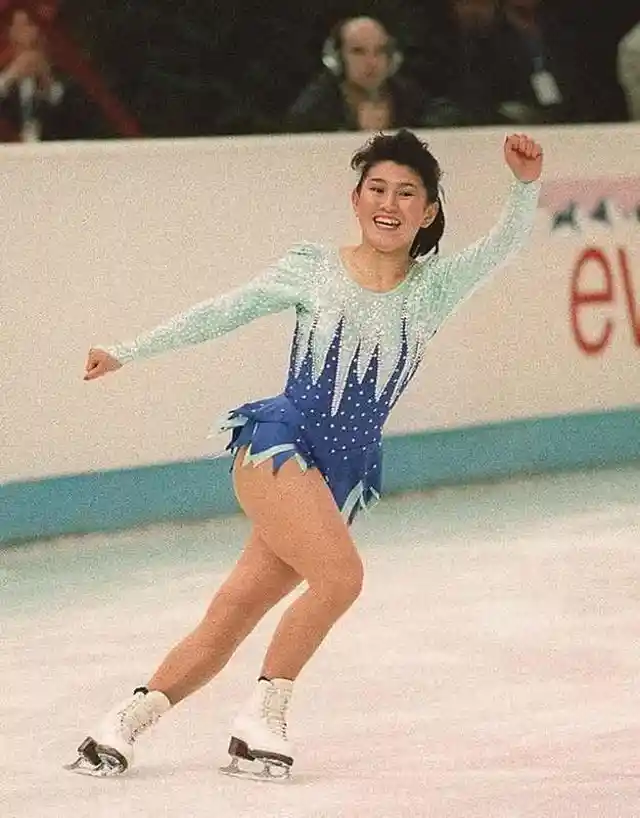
[220,394,381,525]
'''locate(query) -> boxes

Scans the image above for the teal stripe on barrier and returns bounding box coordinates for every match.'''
[2,408,640,545]
[382,407,640,493]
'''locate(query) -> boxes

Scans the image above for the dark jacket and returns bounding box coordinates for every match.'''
[498,12,593,124]
[286,71,428,133]
[422,26,527,127]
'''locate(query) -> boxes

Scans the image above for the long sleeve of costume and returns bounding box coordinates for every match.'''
[426,179,541,323]
[94,179,541,525]
[102,244,312,363]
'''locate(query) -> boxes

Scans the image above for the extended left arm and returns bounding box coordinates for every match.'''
[430,134,543,322]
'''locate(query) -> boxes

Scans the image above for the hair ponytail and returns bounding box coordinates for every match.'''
[410,197,445,259]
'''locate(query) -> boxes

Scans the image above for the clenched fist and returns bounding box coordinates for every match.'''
[504,133,543,183]
[84,348,122,381]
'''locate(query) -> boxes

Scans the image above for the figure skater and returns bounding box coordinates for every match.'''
[68,129,543,779]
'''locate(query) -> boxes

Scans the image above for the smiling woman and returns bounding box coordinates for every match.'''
[71,128,543,782]
[342,129,445,290]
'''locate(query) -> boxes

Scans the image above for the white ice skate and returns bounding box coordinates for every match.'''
[220,678,294,781]
[65,687,171,777]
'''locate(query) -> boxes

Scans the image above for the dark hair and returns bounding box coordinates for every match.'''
[351,129,445,258]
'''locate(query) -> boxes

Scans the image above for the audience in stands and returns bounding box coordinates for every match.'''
[415,0,527,127]
[286,16,428,133]
[499,0,592,123]
[0,2,636,140]
[0,1,140,142]
[0,7,64,140]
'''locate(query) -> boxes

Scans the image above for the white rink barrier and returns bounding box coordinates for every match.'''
[1,124,639,542]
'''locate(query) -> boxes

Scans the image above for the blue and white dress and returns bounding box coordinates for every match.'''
[105,179,540,524]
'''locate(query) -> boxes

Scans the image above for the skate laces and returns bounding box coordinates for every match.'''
[118,693,162,743]
[261,687,291,740]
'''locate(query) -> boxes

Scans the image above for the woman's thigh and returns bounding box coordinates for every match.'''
[232,450,363,588]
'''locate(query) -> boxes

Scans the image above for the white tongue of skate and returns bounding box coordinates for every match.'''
[262,680,292,738]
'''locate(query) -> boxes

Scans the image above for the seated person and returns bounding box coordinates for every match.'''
[415,0,523,127]
[0,7,64,141]
[286,16,427,132]
[0,4,116,141]
[618,22,640,121]
[498,0,592,124]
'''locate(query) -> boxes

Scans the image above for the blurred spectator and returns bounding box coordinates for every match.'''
[0,7,63,140]
[286,16,427,133]
[415,0,523,127]
[0,1,140,142]
[618,22,640,121]
[558,1,638,122]
[499,0,592,123]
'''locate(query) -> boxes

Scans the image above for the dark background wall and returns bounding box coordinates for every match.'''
[56,0,638,137]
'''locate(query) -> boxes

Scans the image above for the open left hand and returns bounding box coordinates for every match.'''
[504,134,543,182]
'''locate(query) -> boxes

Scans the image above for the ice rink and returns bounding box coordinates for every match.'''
[3,464,640,818]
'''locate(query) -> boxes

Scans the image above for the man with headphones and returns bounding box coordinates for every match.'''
[286,16,427,132]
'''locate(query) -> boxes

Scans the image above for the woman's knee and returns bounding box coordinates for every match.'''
[315,555,364,610]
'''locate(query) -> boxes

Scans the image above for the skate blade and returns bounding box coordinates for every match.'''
[64,737,128,778]
[219,755,291,782]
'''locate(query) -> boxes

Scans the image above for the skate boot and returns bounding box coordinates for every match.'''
[65,687,171,777]
[220,678,294,781]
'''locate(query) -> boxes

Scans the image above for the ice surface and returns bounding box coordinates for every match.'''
[3,465,640,817]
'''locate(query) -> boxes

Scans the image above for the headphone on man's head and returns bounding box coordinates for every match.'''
[321,19,403,78]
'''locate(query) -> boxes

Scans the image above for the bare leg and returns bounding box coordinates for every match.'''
[147,530,301,704]
[233,452,364,682]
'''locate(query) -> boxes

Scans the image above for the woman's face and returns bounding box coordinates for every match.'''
[352,161,438,254]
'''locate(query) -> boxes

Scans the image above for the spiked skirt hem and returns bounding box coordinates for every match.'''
[219,393,381,525]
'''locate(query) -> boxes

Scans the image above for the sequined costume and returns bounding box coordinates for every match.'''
[105,179,540,524]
